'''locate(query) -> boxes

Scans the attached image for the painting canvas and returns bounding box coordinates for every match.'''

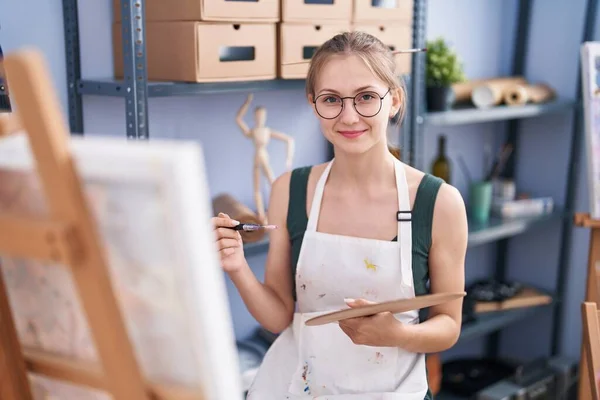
[0,132,243,399]
[582,42,600,219]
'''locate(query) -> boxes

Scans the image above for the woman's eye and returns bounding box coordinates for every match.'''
[324,96,339,103]
[360,94,374,101]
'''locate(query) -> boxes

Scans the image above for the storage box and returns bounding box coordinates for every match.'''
[352,24,413,74]
[352,0,413,22]
[278,23,350,79]
[281,0,352,23]
[112,22,277,82]
[113,0,279,22]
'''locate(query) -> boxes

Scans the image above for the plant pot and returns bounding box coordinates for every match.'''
[426,85,455,112]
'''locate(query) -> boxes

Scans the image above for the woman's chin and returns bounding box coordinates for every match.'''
[330,138,378,155]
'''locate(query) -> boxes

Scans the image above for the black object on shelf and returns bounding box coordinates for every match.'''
[441,358,519,397]
[0,44,11,112]
[468,280,523,302]
[0,80,10,112]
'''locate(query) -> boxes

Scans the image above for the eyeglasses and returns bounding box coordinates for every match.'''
[313,88,391,119]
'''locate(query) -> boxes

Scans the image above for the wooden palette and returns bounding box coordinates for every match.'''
[304,292,466,326]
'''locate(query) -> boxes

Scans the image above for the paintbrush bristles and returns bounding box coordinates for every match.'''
[281,47,427,66]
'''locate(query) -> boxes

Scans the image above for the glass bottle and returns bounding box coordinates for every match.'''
[431,134,450,183]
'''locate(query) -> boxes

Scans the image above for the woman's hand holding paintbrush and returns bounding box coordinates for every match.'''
[211,212,248,273]
[212,212,291,334]
[211,213,277,273]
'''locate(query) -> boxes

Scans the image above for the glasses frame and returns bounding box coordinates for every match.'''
[312,88,391,120]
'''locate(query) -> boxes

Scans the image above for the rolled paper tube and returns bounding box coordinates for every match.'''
[212,193,265,243]
[452,76,526,103]
[527,83,555,103]
[503,84,528,105]
[471,81,506,109]
[503,83,556,106]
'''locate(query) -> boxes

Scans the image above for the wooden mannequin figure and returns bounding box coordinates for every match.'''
[236,93,294,223]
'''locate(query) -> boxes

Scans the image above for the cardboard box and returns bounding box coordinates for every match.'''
[353,24,413,74]
[113,22,277,82]
[352,0,413,22]
[281,0,352,23]
[278,23,350,79]
[113,0,279,22]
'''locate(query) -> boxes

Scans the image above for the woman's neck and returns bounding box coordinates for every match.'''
[328,143,397,194]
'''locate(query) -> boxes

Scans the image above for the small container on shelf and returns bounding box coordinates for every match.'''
[351,23,413,75]
[112,21,277,83]
[278,23,350,79]
[281,0,352,23]
[113,0,280,23]
[351,0,413,23]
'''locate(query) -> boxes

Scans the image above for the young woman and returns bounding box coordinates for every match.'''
[212,31,468,399]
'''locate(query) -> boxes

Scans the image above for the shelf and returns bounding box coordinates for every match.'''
[77,73,413,98]
[424,98,576,126]
[459,302,555,343]
[468,210,565,247]
[77,78,307,97]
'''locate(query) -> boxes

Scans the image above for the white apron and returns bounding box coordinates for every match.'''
[247,159,428,400]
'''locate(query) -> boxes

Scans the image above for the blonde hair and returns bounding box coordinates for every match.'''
[305,31,407,123]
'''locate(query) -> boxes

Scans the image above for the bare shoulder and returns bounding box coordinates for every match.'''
[268,162,329,222]
[266,170,293,236]
[431,182,468,246]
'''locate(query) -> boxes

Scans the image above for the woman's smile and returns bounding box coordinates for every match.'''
[338,128,368,139]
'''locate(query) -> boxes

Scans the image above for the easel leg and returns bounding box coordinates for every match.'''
[0,264,34,400]
[578,227,600,400]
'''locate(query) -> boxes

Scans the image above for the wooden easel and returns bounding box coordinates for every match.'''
[581,301,600,399]
[574,212,600,400]
[0,50,204,399]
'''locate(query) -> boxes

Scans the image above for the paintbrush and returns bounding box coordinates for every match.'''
[281,47,427,66]
[230,223,278,232]
[485,143,513,181]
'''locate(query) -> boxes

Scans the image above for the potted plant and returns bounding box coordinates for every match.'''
[425,37,466,111]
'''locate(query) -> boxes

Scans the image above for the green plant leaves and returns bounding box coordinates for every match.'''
[425,37,466,87]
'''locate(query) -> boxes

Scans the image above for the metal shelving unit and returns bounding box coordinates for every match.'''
[60,0,597,397]
[409,1,598,398]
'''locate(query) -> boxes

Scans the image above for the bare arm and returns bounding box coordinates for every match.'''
[236,94,253,137]
[226,172,295,333]
[270,130,295,169]
[395,183,468,352]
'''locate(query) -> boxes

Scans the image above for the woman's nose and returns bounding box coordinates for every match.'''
[339,100,360,125]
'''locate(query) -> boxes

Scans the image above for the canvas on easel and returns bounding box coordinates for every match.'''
[0,48,242,399]
[577,41,600,400]
[582,41,600,219]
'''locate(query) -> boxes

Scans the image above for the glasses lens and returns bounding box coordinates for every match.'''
[315,94,343,119]
[354,91,382,117]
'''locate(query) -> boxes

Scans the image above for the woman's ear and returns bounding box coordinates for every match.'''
[389,88,403,118]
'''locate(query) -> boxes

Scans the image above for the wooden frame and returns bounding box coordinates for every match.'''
[0,49,239,400]
[575,212,600,400]
[582,301,600,399]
